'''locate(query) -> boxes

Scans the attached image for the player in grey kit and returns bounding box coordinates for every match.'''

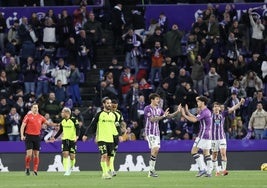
[144,93,180,177]
[181,96,213,177]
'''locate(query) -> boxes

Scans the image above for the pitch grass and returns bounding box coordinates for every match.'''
[1,171,267,188]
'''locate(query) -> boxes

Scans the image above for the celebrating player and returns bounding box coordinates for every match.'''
[20,103,56,176]
[211,98,245,176]
[181,96,213,177]
[82,97,118,179]
[144,93,180,177]
[52,107,80,176]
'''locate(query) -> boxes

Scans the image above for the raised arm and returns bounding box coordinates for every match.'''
[228,98,245,114]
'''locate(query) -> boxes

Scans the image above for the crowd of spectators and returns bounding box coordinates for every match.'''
[94,2,267,141]
[0,1,266,142]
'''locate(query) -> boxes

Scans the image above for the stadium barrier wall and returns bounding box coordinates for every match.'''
[0,140,266,171]
[0,3,265,31]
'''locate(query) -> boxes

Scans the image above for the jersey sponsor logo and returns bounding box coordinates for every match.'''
[0,158,9,172]
[47,155,80,172]
[118,154,149,172]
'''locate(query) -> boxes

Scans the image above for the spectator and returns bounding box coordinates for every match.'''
[68,63,82,107]
[126,82,142,121]
[7,19,20,49]
[161,56,179,80]
[51,58,70,86]
[148,41,165,85]
[110,3,126,53]
[191,16,207,42]
[247,53,262,79]
[142,18,159,43]
[177,68,193,86]
[162,71,177,105]
[205,14,220,40]
[173,81,187,107]
[15,95,26,117]
[230,55,247,81]
[41,92,62,120]
[247,90,267,117]
[0,112,8,141]
[184,82,198,115]
[158,12,168,34]
[54,80,68,106]
[213,78,229,104]
[6,107,21,141]
[0,12,7,54]
[190,55,205,95]
[42,17,57,50]
[0,70,11,96]
[229,79,247,99]
[108,57,123,90]
[248,8,265,55]
[83,11,106,69]
[73,3,90,29]
[119,66,135,107]
[21,56,37,95]
[18,16,38,44]
[262,60,267,96]
[28,12,43,41]
[203,65,221,101]
[0,96,11,116]
[5,57,21,89]
[36,54,55,98]
[240,71,263,98]
[76,29,91,71]
[248,102,267,139]
[57,9,74,47]
[234,119,247,139]
[145,27,164,51]
[214,57,228,84]
[130,7,146,38]
[155,80,170,109]
[224,90,241,129]
[122,28,142,72]
[164,24,183,63]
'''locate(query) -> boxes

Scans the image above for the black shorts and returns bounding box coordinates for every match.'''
[62,139,77,154]
[25,134,41,151]
[97,141,114,157]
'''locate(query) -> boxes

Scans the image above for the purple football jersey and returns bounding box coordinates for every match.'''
[211,111,228,140]
[144,105,164,136]
[196,107,212,139]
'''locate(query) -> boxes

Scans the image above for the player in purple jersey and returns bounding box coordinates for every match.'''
[181,96,213,177]
[211,98,245,176]
[144,93,180,178]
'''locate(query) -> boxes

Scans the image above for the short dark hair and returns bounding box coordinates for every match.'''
[111,99,118,104]
[149,93,160,101]
[213,101,221,107]
[196,96,209,105]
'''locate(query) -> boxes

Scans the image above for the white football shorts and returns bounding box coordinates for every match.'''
[211,139,227,152]
[147,135,161,149]
[193,137,212,150]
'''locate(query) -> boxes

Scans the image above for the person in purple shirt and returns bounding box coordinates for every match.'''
[181,96,213,177]
[211,98,244,176]
[144,93,179,178]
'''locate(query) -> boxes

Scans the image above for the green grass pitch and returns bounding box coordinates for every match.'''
[1,171,267,188]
